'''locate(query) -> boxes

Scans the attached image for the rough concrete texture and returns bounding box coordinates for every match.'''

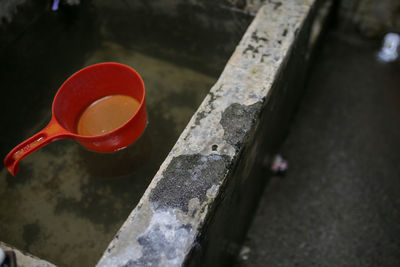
[220,102,263,148]
[0,241,55,267]
[149,154,231,213]
[186,1,333,265]
[236,30,400,267]
[97,1,321,266]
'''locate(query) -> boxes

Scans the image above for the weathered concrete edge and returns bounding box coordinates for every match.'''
[185,0,334,265]
[97,1,318,266]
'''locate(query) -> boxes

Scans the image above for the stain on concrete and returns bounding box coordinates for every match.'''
[220,102,262,149]
[272,1,282,10]
[243,44,263,57]
[149,154,231,213]
[124,211,193,266]
[126,224,191,266]
[251,30,268,43]
[260,53,271,63]
[243,30,274,62]
[192,86,223,128]
[128,228,176,266]
[194,111,207,128]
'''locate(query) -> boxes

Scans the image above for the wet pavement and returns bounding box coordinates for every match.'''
[237,30,400,267]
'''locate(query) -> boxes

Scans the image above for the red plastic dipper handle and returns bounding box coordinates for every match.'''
[4,118,70,176]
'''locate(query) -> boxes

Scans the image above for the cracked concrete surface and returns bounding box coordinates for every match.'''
[97,1,321,266]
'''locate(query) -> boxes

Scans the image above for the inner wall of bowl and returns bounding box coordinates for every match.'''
[53,64,145,133]
[75,94,143,136]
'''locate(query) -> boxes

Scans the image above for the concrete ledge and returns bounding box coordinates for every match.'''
[97,0,332,266]
[0,241,55,267]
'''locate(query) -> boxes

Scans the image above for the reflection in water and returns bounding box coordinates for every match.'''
[78,129,153,178]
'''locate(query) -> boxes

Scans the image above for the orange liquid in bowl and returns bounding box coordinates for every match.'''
[77,94,140,136]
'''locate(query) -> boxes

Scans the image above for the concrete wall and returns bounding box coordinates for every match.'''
[186,1,333,265]
[97,0,333,266]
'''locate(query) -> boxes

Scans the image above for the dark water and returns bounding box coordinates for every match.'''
[0,1,252,266]
[237,30,400,267]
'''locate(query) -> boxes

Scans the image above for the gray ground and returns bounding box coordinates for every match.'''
[237,31,400,267]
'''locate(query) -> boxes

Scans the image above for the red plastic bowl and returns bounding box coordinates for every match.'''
[4,62,147,176]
